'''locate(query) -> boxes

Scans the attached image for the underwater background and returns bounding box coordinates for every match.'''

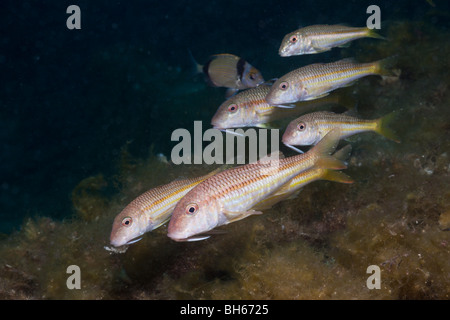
[0,0,449,299]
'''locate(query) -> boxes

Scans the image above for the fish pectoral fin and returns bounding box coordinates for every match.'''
[303,92,330,101]
[338,42,352,48]
[340,79,359,88]
[312,46,331,54]
[223,209,263,224]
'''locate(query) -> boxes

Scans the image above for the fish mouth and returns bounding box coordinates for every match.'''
[110,235,143,247]
[278,49,289,57]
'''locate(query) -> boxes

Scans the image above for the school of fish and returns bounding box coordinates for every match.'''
[110,22,399,247]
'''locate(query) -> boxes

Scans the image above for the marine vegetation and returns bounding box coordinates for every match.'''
[0,11,449,300]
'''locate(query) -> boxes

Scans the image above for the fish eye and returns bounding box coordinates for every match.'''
[227,104,238,113]
[290,35,298,43]
[122,217,133,227]
[297,122,306,131]
[185,203,199,215]
[249,73,256,80]
[279,81,289,90]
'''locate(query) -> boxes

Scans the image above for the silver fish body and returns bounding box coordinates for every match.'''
[211,84,351,130]
[110,169,220,247]
[266,58,392,105]
[279,24,384,57]
[282,111,400,147]
[167,129,346,241]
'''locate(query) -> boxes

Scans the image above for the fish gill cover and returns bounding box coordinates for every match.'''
[0,0,449,301]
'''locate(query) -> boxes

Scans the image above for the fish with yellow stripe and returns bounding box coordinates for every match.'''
[109,167,225,247]
[253,145,353,210]
[265,57,395,105]
[279,24,384,57]
[167,129,346,242]
[211,81,356,130]
[282,111,400,149]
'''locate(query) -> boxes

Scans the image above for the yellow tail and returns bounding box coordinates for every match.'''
[375,112,401,143]
[373,55,399,77]
[366,27,386,40]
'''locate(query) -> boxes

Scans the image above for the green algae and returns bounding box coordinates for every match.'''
[0,20,449,300]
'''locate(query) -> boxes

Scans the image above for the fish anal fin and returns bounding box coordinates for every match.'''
[312,46,331,54]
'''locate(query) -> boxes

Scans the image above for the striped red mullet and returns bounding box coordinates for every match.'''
[167,129,346,241]
[266,57,395,105]
[211,82,350,130]
[110,167,222,247]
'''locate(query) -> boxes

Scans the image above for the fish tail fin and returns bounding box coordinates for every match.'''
[312,129,347,170]
[333,144,352,162]
[188,49,203,77]
[366,27,386,40]
[373,55,399,77]
[321,170,354,184]
[375,112,401,143]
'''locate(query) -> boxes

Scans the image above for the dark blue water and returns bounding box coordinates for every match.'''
[1,0,448,233]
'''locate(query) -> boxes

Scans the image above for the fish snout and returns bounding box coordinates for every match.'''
[167,227,188,242]
[210,118,222,130]
[265,91,277,105]
[281,129,296,145]
[110,234,126,248]
[278,46,289,57]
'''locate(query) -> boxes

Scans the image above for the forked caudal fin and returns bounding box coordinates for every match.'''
[366,27,386,40]
[376,111,401,143]
[374,55,399,77]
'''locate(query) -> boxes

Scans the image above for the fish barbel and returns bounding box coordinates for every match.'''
[282,111,400,147]
[109,167,223,247]
[211,82,355,130]
[265,57,395,105]
[253,145,353,210]
[167,129,346,241]
[279,24,384,57]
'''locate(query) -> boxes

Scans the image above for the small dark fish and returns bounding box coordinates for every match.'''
[191,53,265,95]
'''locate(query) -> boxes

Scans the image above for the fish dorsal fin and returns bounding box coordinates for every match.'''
[258,150,285,163]
[336,57,357,64]
[204,163,234,178]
